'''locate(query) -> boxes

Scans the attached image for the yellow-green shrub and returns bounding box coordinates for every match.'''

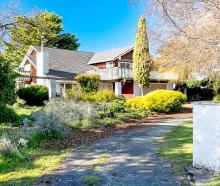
[126,90,186,113]
[66,90,116,103]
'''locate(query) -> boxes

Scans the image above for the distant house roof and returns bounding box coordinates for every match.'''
[88,46,133,65]
[32,46,95,80]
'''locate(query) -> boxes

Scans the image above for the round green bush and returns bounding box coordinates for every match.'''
[0,106,18,123]
[17,85,48,106]
[126,90,187,113]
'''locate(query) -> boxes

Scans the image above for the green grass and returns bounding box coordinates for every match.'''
[158,121,220,185]
[0,103,71,186]
[83,176,101,186]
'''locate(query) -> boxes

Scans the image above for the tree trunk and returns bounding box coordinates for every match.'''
[140,87,144,96]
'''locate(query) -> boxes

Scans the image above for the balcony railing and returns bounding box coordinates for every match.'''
[87,67,178,81]
[87,67,133,80]
[15,68,31,82]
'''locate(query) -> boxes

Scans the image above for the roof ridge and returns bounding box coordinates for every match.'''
[31,45,94,54]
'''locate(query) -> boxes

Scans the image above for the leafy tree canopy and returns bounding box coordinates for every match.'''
[3,11,80,66]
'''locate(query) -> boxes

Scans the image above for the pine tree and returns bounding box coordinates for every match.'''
[133,16,151,95]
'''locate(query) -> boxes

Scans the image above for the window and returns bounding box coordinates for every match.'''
[106,62,114,68]
[119,62,132,69]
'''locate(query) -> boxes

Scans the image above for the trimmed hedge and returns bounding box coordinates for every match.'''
[17,85,48,106]
[126,90,186,113]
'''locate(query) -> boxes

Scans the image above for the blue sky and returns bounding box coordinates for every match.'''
[5,0,146,52]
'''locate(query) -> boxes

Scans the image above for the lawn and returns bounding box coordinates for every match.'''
[158,121,220,185]
[0,104,72,186]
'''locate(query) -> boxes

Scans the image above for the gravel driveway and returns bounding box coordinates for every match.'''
[38,118,191,186]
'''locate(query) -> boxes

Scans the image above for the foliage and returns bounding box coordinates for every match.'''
[186,79,203,88]
[17,85,48,106]
[31,99,98,133]
[0,56,16,106]
[214,94,220,102]
[106,96,126,113]
[133,16,151,94]
[3,11,79,65]
[75,74,100,93]
[47,33,80,50]
[0,106,18,123]
[126,90,186,113]
[66,90,117,103]
[83,176,101,186]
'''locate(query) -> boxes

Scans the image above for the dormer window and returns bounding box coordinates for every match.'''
[106,62,114,68]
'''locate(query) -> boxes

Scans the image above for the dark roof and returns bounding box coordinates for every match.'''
[32,46,95,80]
[88,46,133,64]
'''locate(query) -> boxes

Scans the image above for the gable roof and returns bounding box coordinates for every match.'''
[32,46,95,79]
[88,46,133,65]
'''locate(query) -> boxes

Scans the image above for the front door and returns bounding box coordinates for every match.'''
[122,81,133,99]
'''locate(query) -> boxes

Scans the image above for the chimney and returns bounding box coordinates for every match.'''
[36,46,49,85]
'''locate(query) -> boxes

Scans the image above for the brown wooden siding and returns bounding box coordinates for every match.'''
[121,50,133,61]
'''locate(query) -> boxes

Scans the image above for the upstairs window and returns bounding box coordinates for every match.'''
[119,62,132,69]
[106,62,114,68]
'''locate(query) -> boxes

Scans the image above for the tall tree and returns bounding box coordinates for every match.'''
[3,11,80,66]
[133,16,151,95]
[48,33,80,50]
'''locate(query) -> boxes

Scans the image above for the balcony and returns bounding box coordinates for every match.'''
[87,67,178,81]
[15,68,31,82]
[87,67,133,81]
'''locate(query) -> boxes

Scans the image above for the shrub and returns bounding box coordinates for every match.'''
[92,90,116,102]
[76,74,100,93]
[66,90,117,103]
[31,99,99,136]
[17,85,48,106]
[106,96,126,113]
[0,105,18,123]
[126,90,186,113]
[0,135,28,162]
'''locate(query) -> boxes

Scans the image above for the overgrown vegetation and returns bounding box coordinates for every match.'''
[75,74,100,93]
[158,121,220,185]
[0,102,71,186]
[17,85,48,106]
[126,90,186,113]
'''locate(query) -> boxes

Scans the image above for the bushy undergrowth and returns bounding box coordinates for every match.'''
[31,99,99,136]
[0,105,18,123]
[0,134,28,163]
[17,85,48,106]
[66,89,117,103]
[126,90,186,113]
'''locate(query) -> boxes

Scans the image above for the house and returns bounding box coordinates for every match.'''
[16,45,178,99]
